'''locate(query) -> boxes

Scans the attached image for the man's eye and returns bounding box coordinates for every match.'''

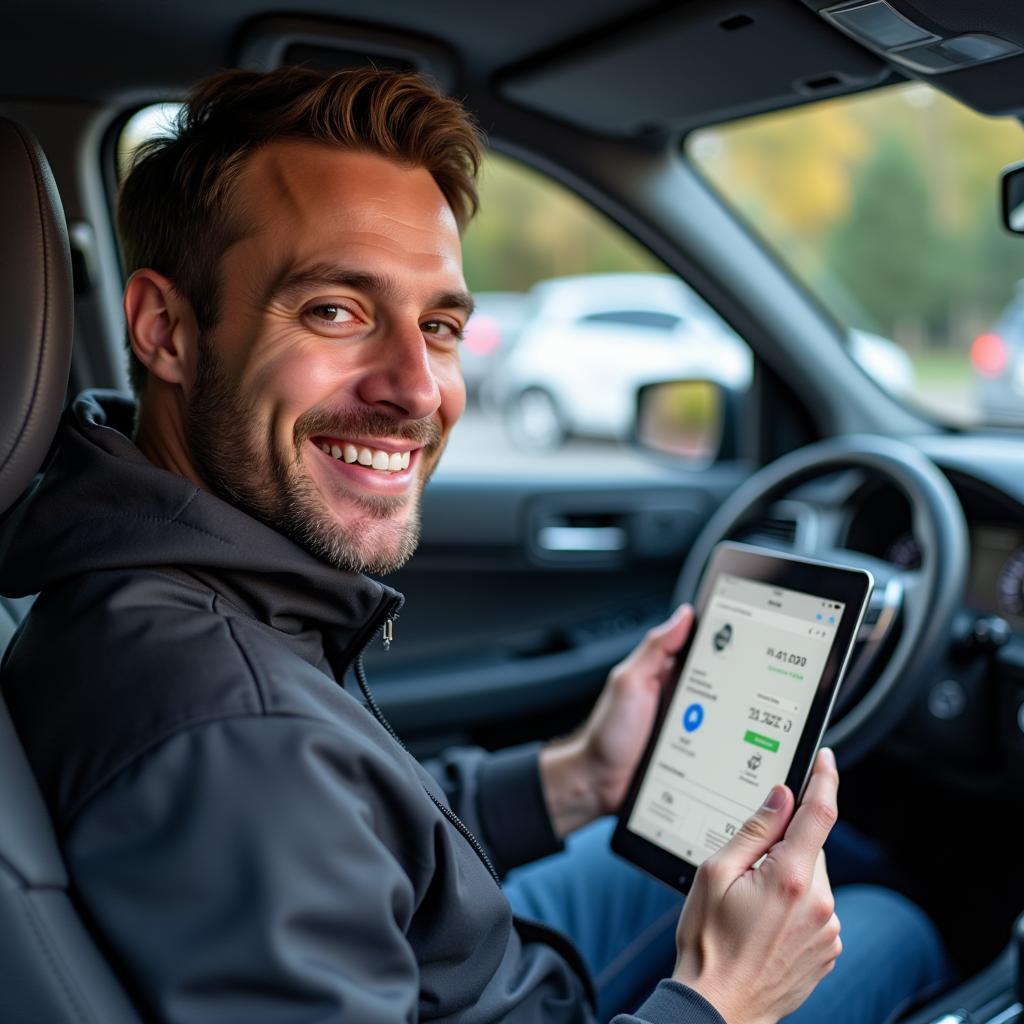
[308,304,356,324]
[422,320,463,342]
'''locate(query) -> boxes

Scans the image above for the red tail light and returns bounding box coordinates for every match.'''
[971,332,1008,377]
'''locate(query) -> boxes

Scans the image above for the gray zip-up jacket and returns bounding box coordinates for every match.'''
[0,392,723,1024]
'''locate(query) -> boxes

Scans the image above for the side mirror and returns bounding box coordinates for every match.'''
[1001,161,1024,234]
[634,379,733,465]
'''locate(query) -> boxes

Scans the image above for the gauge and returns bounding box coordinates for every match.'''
[997,547,1024,617]
[885,531,922,569]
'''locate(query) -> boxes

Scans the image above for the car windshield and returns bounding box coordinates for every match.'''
[687,81,1024,428]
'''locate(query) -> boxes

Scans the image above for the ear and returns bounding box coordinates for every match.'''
[123,269,200,389]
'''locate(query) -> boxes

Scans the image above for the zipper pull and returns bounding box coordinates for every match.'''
[382,617,394,651]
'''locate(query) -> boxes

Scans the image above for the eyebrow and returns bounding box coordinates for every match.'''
[262,261,475,319]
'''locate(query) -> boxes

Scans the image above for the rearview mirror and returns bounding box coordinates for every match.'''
[1001,161,1024,234]
[634,379,727,465]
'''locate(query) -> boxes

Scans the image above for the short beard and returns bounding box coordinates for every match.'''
[184,334,441,576]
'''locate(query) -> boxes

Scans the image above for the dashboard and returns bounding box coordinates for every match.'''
[829,439,1024,993]
[843,464,1024,633]
[969,525,1024,629]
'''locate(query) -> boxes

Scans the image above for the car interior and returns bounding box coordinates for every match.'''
[3,1,1024,1022]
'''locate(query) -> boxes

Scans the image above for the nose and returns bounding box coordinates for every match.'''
[355,318,442,420]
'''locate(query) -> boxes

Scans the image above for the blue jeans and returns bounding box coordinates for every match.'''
[505,819,950,1023]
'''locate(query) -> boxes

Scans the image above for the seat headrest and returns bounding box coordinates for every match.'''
[0,118,72,517]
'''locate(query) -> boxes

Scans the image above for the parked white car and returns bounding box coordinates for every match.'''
[484,273,914,448]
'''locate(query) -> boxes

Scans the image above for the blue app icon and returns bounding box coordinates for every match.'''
[683,703,704,733]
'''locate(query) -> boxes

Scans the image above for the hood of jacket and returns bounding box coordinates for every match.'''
[0,390,403,669]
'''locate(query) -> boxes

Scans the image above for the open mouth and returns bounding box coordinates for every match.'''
[311,437,418,476]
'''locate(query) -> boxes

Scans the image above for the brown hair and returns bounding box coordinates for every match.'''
[117,66,484,393]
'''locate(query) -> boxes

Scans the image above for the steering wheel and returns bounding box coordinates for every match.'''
[674,434,969,768]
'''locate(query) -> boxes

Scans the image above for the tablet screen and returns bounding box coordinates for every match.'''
[626,571,847,866]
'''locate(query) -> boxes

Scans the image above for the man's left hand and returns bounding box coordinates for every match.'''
[539,604,693,838]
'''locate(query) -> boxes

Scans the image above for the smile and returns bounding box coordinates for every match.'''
[313,437,415,474]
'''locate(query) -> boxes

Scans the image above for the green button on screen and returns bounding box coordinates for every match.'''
[744,730,780,752]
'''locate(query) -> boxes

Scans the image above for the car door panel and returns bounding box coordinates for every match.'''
[366,467,749,750]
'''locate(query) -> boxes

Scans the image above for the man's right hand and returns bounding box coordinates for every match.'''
[672,748,842,1024]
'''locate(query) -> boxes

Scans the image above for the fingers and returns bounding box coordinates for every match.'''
[654,602,694,650]
[652,603,694,660]
[811,849,830,894]
[807,851,835,925]
[612,604,693,687]
[710,783,795,880]
[641,603,693,659]
[774,749,839,878]
[825,913,843,961]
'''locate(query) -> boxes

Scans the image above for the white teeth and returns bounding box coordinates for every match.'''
[319,439,415,472]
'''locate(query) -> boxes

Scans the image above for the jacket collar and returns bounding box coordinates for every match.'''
[0,390,404,676]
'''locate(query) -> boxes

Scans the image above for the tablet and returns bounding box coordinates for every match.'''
[611,541,873,893]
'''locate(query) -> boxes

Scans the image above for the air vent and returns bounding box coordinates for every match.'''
[738,508,802,549]
[752,514,798,545]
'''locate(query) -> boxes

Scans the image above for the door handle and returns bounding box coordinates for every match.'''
[536,525,627,553]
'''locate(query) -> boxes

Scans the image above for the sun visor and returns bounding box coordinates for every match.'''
[498,0,891,138]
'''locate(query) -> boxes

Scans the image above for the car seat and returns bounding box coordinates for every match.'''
[0,116,143,1023]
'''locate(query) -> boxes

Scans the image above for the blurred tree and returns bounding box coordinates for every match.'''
[693,102,866,247]
[690,81,1024,355]
[823,135,938,344]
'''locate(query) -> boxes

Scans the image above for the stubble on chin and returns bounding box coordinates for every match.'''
[275,454,426,576]
[184,336,439,576]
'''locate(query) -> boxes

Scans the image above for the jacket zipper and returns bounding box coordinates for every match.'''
[352,613,502,888]
[354,609,596,1007]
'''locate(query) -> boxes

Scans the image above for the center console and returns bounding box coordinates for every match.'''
[903,915,1024,1024]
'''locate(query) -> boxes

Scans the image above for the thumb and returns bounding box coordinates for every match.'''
[714,784,794,878]
[635,604,694,666]
[654,603,693,652]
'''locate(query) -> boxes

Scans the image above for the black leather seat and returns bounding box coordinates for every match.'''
[0,117,142,1023]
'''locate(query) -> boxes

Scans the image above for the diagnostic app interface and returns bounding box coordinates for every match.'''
[627,574,845,866]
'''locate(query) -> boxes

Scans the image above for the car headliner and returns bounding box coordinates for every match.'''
[3,1,1024,134]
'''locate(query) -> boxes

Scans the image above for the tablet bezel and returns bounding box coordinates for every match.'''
[611,541,873,893]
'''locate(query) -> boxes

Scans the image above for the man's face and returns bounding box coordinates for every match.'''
[185,143,470,575]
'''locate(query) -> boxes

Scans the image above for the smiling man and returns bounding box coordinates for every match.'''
[0,67,948,1024]
[123,104,473,578]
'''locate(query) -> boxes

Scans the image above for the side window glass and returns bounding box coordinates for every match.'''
[454,153,752,476]
[118,114,751,474]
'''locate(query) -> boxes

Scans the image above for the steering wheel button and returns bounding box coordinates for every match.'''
[928,679,966,720]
